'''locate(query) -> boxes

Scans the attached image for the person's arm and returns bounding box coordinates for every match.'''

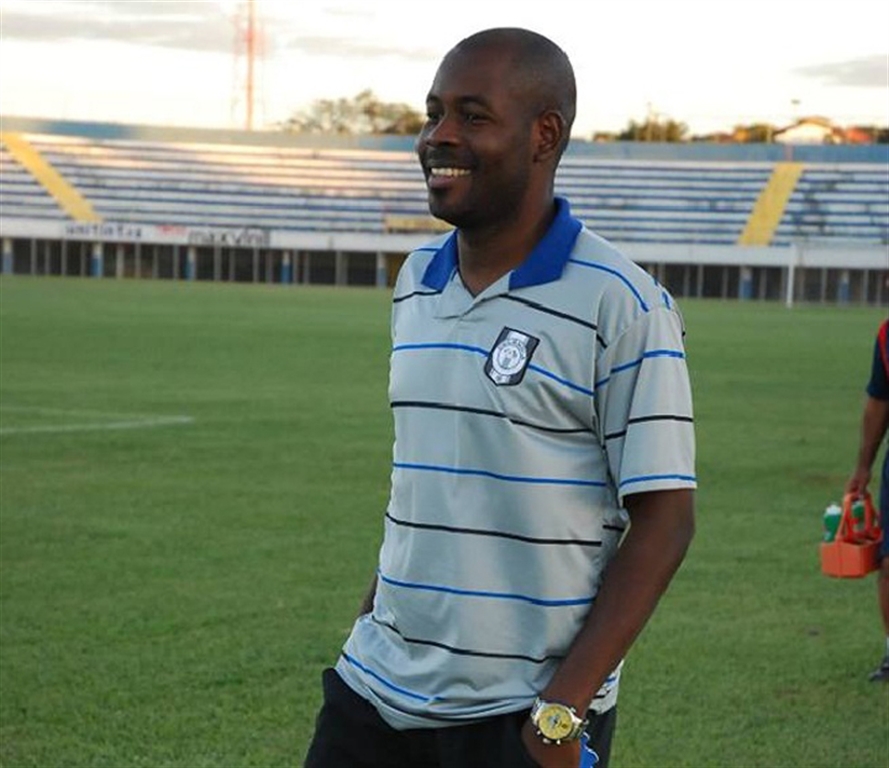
[849,324,889,495]
[357,574,378,617]
[846,396,889,496]
[521,488,695,768]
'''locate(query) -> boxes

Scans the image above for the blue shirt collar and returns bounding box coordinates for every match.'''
[420,197,582,292]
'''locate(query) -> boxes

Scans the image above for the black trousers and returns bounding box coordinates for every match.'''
[304,668,616,768]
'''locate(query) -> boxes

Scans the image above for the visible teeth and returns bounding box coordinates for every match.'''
[430,167,470,177]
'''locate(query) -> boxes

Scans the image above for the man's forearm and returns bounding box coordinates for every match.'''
[539,488,695,712]
[358,574,378,617]
[855,397,889,473]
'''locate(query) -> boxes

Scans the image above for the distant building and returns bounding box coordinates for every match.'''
[772,116,864,145]
[844,126,876,145]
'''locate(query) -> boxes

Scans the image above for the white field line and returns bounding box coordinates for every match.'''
[0,406,194,436]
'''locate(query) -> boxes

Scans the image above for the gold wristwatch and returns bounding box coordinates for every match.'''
[529,697,588,744]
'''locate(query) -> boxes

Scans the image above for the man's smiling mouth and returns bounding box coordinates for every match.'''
[429,167,471,178]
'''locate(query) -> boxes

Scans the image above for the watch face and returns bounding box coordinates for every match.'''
[537,703,575,740]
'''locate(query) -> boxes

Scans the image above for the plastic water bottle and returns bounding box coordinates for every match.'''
[823,503,842,542]
[850,498,867,538]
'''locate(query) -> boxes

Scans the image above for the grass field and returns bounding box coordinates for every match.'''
[1,276,887,767]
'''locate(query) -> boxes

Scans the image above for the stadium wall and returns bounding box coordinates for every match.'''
[3,221,885,306]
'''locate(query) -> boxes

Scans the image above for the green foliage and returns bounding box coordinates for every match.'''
[279,89,424,135]
[616,116,689,142]
[729,123,777,143]
[1,278,887,767]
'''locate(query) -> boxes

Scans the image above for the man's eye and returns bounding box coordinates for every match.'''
[465,113,485,124]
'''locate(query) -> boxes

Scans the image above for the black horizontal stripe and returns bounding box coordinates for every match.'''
[502,295,598,332]
[393,289,441,303]
[502,295,607,348]
[604,414,694,442]
[385,512,604,547]
[390,400,592,435]
[373,617,564,665]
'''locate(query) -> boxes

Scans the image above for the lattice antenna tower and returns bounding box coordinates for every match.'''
[231,0,264,130]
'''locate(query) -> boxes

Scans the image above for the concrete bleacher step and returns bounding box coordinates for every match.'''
[1,132,887,247]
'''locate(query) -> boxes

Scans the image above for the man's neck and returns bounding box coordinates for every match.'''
[456,199,556,296]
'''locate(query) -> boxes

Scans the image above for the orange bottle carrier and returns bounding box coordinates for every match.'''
[820,492,883,578]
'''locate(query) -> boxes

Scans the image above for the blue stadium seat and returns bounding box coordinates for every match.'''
[2,133,887,247]
[0,142,67,220]
[774,166,889,245]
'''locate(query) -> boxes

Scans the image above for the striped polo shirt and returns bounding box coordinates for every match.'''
[336,197,696,730]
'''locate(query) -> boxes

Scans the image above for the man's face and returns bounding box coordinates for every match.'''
[416,45,537,230]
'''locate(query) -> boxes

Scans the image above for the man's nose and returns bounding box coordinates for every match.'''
[423,114,460,146]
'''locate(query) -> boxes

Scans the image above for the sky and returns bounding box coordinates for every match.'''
[0,0,887,138]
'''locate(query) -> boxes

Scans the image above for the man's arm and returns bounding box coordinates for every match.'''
[522,488,695,767]
[357,575,378,617]
[846,396,889,495]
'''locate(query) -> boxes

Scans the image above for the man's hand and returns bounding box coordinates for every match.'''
[521,717,581,768]
[845,467,870,497]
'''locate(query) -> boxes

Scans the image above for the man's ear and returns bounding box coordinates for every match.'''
[533,110,566,163]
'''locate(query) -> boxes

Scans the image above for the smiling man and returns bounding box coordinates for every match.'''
[305,28,696,768]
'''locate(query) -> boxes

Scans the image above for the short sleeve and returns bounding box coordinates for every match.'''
[595,306,696,504]
[866,321,889,401]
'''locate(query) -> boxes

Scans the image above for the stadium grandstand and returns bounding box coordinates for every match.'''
[1,116,887,305]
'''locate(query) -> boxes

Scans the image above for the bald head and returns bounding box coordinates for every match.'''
[444,28,576,154]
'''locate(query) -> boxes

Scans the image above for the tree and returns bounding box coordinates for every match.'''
[727,123,776,143]
[279,90,424,135]
[615,116,689,142]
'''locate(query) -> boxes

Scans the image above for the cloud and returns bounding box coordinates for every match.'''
[0,0,234,55]
[795,55,889,88]
[275,33,438,64]
[0,0,438,63]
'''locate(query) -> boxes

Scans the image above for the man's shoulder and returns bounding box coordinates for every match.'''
[565,227,680,323]
[570,227,651,286]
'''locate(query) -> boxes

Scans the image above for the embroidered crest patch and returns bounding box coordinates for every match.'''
[485,327,540,386]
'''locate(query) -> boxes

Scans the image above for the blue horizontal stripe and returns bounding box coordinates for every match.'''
[393,342,488,355]
[393,461,606,488]
[568,258,649,311]
[527,364,595,396]
[393,344,594,396]
[619,473,697,488]
[595,349,686,389]
[612,349,685,374]
[378,571,594,607]
[341,652,433,702]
